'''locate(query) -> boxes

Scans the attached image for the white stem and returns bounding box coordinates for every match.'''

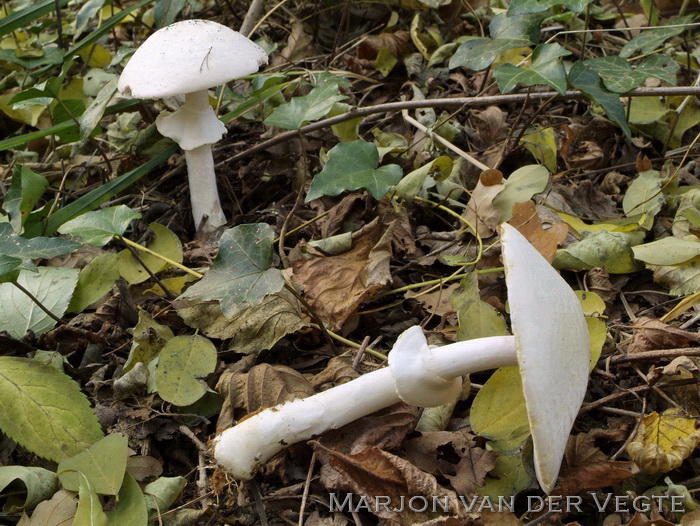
[184,144,227,232]
[214,335,517,479]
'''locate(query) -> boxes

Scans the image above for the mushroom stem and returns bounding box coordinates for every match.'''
[184,142,227,232]
[213,335,517,479]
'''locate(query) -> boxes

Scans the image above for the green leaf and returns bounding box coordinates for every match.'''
[471,367,531,441]
[622,170,665,218]
[620,16,693,59]
[521,127,558,172]
[27,489,78,523]
[0,466,58,513]
[0,356,103,462]
[449,38,531,71]
[144,477,186,519]
[633,237,700,266]
[306,140,403,201]
[58,434,128,496]
[491,164,550,222]
[489,12,542,41]
[68,253,121,313]
[75,0,107,39]
[153,0,187,29]
[0,267,79,338]
[636,55,679,86]
[2,165,49,233]
[585,55,679,94]
[651,260,700,295]
[74,474,108,526]
[117,223,183,285]
[154,335,217,406]
[105,473,148,525]
[508,0,595,14]
[59,205,141,247]
[568,61,631,139]
[494,43,570,95]
[0,0,70,37]
[0,223,81,277]
[553,230,646,274]
[178,223,285,317]
[450,274,508,341]
[264,81,347,130]
[79,79,118,142]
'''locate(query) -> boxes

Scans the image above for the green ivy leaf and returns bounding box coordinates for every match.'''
[264,81,347,130]
[306,140,403,202]
[449,38,531,71]
[58,205,141,247]
[568,61,631,139]
[494,43,570,95]
[585,55,679,93]
[177,223,285,317]
[620,16,693,58]
[0,356,104,462]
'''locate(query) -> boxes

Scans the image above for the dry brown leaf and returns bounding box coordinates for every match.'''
[357,31,411,60]
[470,107,508,150]
[216,363,315,424]
[125,455,163,482]
[319,194,368,239]
[303,511,350,526]
[680,510,700,525]
[310,355,359,387]
[557,428,638,494]
[586,268,619,304]
[625,512,675,526]
[292,217,394,330]
[270,18,317,67]
[404,430,496,495]
[628,317,700,353]
[405,283,459,319]
[313,443,464,525]
[463,170,505,237]
[509,201,569,262]
[480,509,522,526]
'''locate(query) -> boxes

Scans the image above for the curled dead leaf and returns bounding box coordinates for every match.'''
[628,317,700,354]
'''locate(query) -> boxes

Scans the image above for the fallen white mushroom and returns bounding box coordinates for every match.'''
[118,19,268,234]
[214,224,590,493]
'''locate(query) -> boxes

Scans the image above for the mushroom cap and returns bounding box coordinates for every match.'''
[499,223,590,494]
[118,19,268,99]
[388,326,463,407]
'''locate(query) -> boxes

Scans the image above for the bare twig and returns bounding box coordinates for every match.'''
[220,86,700,166]
[240,0,266,37]
[12,281,66,326]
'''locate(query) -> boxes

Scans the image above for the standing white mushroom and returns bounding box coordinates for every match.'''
[213,224,590,494]
[118,19,268,234]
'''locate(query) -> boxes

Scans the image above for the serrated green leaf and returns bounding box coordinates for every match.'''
[491,164,549,222]
[619,16,693,59]
[264,81,347,130]
[105,473,148,525]
[0,267,79,338]
[177,223,285,317]
[0,356,103,462]
[74,474,108,526]
[68,253,121,313]
[568,61,631,139]
[633,237,700,265]
[622,170,665,218]
[306,140,403,201]
[58,434,128,496]
[508,0,594,14]
[154,335,217,406]
[449,38,531,71]
[553,230,646,273]
[494,43,570,95]
[0,466,58,513]
[117,223,183,285]
[59,205,141,247]
[2,166,49,233]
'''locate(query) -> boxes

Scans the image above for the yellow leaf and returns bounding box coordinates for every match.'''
[521,127,557,173]
[143,275,196,296]
[557,212,640,234]
[78,44,112,68]
[626,408,700,473]
[118,223,183,285]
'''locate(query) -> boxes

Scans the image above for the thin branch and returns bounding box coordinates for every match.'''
[240,0,266,37]
[220,85,700,166]
[13,281,65,326]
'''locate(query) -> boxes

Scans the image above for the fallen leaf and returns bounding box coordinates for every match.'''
[406,283,459,318]
[626,408,700,473]
[292,217,394,329]
[463,169,505,237]
[508,201,569,262]
[628,317,700,353]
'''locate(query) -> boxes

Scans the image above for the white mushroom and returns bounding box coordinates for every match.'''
[118,19,268,234]
[214,224,590,493]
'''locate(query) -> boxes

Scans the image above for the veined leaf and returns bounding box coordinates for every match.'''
[585,55,679,93]
[177,223,285,317]
[58,434,128,495]
[58,205,141,247]
[306,140,403,201]
[620,16,694,58]
[0,356,103,462]
[508,0,595,14]
[264,81,347,130]
[494,43,570,95]
[633,237,700,266]
[449,38,531,71]
[155,335,217,406]
[2,165,49,233]
[0,466,58,512]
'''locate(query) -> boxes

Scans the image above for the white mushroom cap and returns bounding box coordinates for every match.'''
[118,19,268,99]
[500,223,590,494]
[388,326,463,407]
